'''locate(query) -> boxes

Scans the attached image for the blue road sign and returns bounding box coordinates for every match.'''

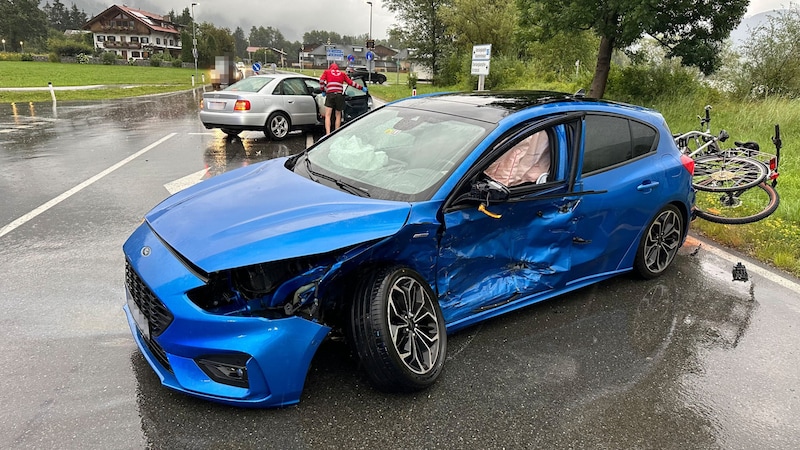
[365,51,374,61]
[252,62,262,73]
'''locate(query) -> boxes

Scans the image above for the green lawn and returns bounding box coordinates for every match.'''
[0,60,203,102]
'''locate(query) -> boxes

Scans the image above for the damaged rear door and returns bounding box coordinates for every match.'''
[436,116,582,325]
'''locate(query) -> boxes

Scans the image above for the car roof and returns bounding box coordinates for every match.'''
[251,73,316,81]
[391,91,654,124]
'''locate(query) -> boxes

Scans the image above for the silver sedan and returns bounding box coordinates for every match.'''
[199,73,372,140]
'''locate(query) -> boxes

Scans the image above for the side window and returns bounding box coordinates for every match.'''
[582,115,658,174]
[280,78,308,96]
[582,115,631,174]
[630,120,658,157]
[484,129,553,187]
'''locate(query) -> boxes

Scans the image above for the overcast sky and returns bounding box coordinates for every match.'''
[76,0,787,43]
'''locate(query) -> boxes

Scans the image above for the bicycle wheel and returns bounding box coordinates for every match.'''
[692,155,769,192]
[694,182,779,225]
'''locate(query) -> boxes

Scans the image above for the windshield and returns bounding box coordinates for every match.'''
[300,106,491,202]
[224,76,274,93]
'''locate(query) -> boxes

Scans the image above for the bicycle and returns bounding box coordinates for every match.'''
[674,106,782,225]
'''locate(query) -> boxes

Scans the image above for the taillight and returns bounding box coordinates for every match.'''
[769,157,777,171]
[680,154,695,175]
[199,100,204,110]
[234,100,250,111]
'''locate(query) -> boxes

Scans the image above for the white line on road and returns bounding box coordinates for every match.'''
[164,168,208,195]
[0,133,177,239]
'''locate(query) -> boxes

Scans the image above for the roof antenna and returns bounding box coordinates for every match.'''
[574,88,586,98]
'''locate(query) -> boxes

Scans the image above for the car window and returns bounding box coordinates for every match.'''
[345,78,368,97]
[224,76,273,93]
[278,78,311,96]
[581,115,656,174]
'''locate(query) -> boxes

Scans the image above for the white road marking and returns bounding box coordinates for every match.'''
[684,236,800,293]
[0,133,177,239]
[164,168,208,195]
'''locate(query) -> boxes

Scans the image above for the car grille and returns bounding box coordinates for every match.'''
[126,261,174,372]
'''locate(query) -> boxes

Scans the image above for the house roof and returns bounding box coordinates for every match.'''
[83,4,181,35]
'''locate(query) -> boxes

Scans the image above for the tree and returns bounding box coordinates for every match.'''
[735,6,800,98]
[0,0,48,51]
[232,27,247,59]
[517,0,748,98]
[384,0,453,80]
[197,22,234,68]
[440,0,517,57]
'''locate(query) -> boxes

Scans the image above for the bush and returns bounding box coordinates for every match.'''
[172,59,183,68]
[605,61,704,103]
[49,52,61,63]
[76,53,91,64]
[407,72,417,89]
[48,39,94,57]
[21,53,34,61]
[101,51,117,65]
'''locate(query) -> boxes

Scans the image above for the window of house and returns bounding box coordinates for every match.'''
[169,39,174,46]
[141,37,149,44]
[582,115,657,174]
[107,36,116,42]
[130,36,139,43]
[132,51,141,58]
[97,35,105,41]
[156,38,161,45]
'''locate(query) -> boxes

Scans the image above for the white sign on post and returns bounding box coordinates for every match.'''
[471,44,492,90]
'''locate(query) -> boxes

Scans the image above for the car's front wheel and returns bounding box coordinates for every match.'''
[633,204,684,279]
[265,112,290,140]
[350,266,447,392]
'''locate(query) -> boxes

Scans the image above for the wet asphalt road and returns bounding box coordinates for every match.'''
[1,91,799,449]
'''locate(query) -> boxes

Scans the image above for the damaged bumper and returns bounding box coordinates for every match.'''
[123,222,330,408]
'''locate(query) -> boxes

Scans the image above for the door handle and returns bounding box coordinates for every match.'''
[636,181,660,192]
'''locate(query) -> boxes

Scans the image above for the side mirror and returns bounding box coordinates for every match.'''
[470,179,509,219]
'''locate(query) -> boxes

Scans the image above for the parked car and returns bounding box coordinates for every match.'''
[124,90,696,408]
[199,73,372,140]
[347,65,387,84]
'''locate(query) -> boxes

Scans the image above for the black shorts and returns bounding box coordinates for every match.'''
[324,92,345,111]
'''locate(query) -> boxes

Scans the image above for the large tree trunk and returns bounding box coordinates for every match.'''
[589,35,615,99]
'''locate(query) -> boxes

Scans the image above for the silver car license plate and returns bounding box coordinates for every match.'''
[208,101,226,111]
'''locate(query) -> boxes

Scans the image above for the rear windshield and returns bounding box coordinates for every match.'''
[224,76,274,93]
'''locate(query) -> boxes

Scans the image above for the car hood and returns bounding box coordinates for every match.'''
[145,158,411,273]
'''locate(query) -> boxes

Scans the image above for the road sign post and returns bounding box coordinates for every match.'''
[471,44,492,91]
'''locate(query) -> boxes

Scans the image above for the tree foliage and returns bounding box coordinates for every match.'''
[0,0,48,51]
[42,0,88,31]
[440,0,517,57]
[384,0,453,79]
[734,6,800,98]
[517,0,748,98]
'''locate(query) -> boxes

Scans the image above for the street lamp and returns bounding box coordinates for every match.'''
[2,39,5,52]
[366,1,373,39]
[20,41,23,53]
[191,3,198,82]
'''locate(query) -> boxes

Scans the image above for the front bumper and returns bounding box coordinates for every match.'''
[123,222,331,408]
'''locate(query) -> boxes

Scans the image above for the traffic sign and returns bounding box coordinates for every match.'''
[347,54,355,63]
[327,48,344,61]
[366,51,374,61]
[472,44,492,61]
[471,60,490,76]
[252,62,262,73]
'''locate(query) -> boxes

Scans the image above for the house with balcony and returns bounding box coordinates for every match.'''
[82,5,183,60]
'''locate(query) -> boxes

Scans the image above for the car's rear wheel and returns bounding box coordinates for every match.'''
[265,112,290,140]
[350,266,447,392]
[633,204,684,279]
[221,128,241,137]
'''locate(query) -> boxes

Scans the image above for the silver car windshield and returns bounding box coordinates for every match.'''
[224,76,274,93]
[307,106,490,200]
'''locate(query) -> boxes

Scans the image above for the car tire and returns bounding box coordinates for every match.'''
[221,128,241,137]
[265,112,290,140]
[350,266,447,392]
[633,204,684,279]
[376,74,386,84]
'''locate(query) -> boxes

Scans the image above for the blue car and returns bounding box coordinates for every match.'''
[123,91,696,407]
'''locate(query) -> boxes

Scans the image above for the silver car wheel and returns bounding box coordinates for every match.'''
[266,113,289,140]
[386,275,442,375]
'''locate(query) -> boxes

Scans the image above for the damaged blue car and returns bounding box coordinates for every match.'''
[123,91,696,407]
